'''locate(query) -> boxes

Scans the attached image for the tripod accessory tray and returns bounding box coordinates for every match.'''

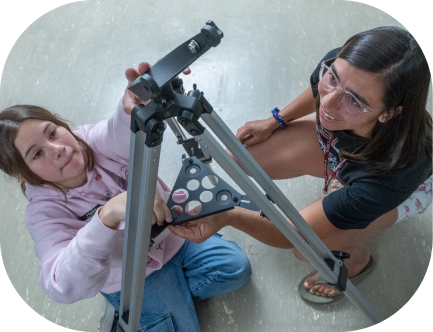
[167,156,259,225]
[148,156,258,248]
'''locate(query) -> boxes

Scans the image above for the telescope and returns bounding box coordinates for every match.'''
[116,20,383,332]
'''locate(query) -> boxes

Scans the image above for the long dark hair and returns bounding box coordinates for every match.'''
[0,105,95,197]
[320,26,432,172]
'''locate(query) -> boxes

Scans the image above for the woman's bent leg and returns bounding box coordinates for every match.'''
[236,117,324,179]
[294,206,398,298]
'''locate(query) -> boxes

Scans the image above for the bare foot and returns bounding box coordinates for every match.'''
[304,273,342,297]
[303,247,371,298]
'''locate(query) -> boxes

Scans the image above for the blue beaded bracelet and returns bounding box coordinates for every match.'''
[271,107,287,129]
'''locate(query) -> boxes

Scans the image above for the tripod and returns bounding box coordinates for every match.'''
[116,21,383,332]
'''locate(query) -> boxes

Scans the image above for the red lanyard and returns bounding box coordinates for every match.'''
[323,134,346,194]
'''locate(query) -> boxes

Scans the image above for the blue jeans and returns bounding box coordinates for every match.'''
[101,234,251,332]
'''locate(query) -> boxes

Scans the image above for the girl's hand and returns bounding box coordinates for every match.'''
[152,192,173,226]
[168,209,234,243]
[235,117,279,148]
[98,192,128,229]
[123,62,192,115]
[123,62,151,115]
[99,191,173,229]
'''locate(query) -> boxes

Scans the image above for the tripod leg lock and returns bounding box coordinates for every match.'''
[178,109,205,136]
[145,119,166,147]
[324,250,350,292]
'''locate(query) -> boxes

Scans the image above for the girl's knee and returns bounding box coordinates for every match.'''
[189,247,251,301]
[212,241,252,291]
[220,242,252,283]
[233,250,252,283]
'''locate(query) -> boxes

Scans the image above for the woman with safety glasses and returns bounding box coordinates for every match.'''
[169,26,432,304]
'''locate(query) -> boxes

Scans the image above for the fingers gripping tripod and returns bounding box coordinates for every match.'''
[116,21,383,332]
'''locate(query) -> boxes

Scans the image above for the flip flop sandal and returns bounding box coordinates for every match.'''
[298,255,375,304]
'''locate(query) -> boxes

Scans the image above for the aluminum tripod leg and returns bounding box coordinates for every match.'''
[117,130,162,332]
[199,112,383,324]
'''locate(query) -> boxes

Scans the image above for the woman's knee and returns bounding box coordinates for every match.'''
[225,147,252,176]
[245,119,323,179]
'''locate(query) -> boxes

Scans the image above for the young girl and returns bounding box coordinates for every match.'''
[0,62,251,331]
[169,26,432,304]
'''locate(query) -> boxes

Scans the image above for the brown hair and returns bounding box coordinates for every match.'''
[0,105,95,197]
[316,26,432,173]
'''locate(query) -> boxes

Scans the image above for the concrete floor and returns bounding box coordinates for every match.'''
[0,0,431,331]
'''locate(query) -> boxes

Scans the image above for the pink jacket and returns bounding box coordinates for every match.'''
[24,99,185,304]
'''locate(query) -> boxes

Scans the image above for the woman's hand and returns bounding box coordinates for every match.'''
[123,62,192,115]
[168,209,235,243]
[98,191,174,230]
[235,117,279,148]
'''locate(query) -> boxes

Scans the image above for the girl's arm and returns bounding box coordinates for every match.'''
[77,62,191,164]
[27,188,174,304]
[26,203,123,304]
[75,97,133,164]
[73,63,152,164]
